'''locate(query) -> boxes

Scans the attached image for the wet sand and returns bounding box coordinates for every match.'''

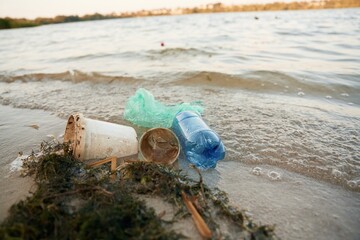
[0,105,65,221]
[178,159,360,240]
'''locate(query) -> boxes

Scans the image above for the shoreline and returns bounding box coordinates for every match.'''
[1,104,360,239]
[1,1,359,30]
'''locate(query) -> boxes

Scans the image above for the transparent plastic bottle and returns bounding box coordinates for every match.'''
[171,111,225,169]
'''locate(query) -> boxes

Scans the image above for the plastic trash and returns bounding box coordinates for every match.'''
[123,88,204,128]
[171,111,225,169]
[64,113,138,161]
[139,128,180,165]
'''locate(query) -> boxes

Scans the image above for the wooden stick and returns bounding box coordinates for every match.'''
[111,158,117,172]
[87,156,116,168]
[111,158,117,180]
[181,191,212,239]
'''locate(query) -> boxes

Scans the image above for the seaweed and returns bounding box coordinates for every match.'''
[1,143,278,239]
[121,162,278,239]
[1,145,182,240]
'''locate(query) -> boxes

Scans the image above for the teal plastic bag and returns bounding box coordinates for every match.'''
[124,88,204,128]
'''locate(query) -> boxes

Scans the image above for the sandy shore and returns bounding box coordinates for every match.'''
[0,105,65,221]
[1,104,360,239]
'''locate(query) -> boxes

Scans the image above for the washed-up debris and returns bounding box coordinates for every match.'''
[172,111,225,169]
[139,127,180,165]
[61,87,222,170]
[46,134,54,138]
[64,113,138,161]
[0,143,182,240]
[120,161,277,239]
[124,88,204,128]
[181,191,212,238]
[1,143,278,239]
[87,156,118,180]
[10,152,29,172]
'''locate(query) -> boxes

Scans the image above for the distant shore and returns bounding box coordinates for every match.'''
[1,0,359,30]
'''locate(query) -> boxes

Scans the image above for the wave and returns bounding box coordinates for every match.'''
[51,48,214,63]
[174,70,360,102]
[296,46,344,56]
[1,70,359,104]
[57,53,116,61]
[276,31,314,36]
[146,47,214,57]
[0,70,141,84]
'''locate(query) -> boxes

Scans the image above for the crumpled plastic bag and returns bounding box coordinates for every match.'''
[123,88,204,128]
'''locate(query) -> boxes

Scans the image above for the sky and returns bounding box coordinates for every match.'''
[0,0,299,19]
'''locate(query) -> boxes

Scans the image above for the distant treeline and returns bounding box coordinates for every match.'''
[0,14,115,29]
[1,0,359,30]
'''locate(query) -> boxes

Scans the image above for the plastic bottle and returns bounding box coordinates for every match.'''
[171,111,225,169]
